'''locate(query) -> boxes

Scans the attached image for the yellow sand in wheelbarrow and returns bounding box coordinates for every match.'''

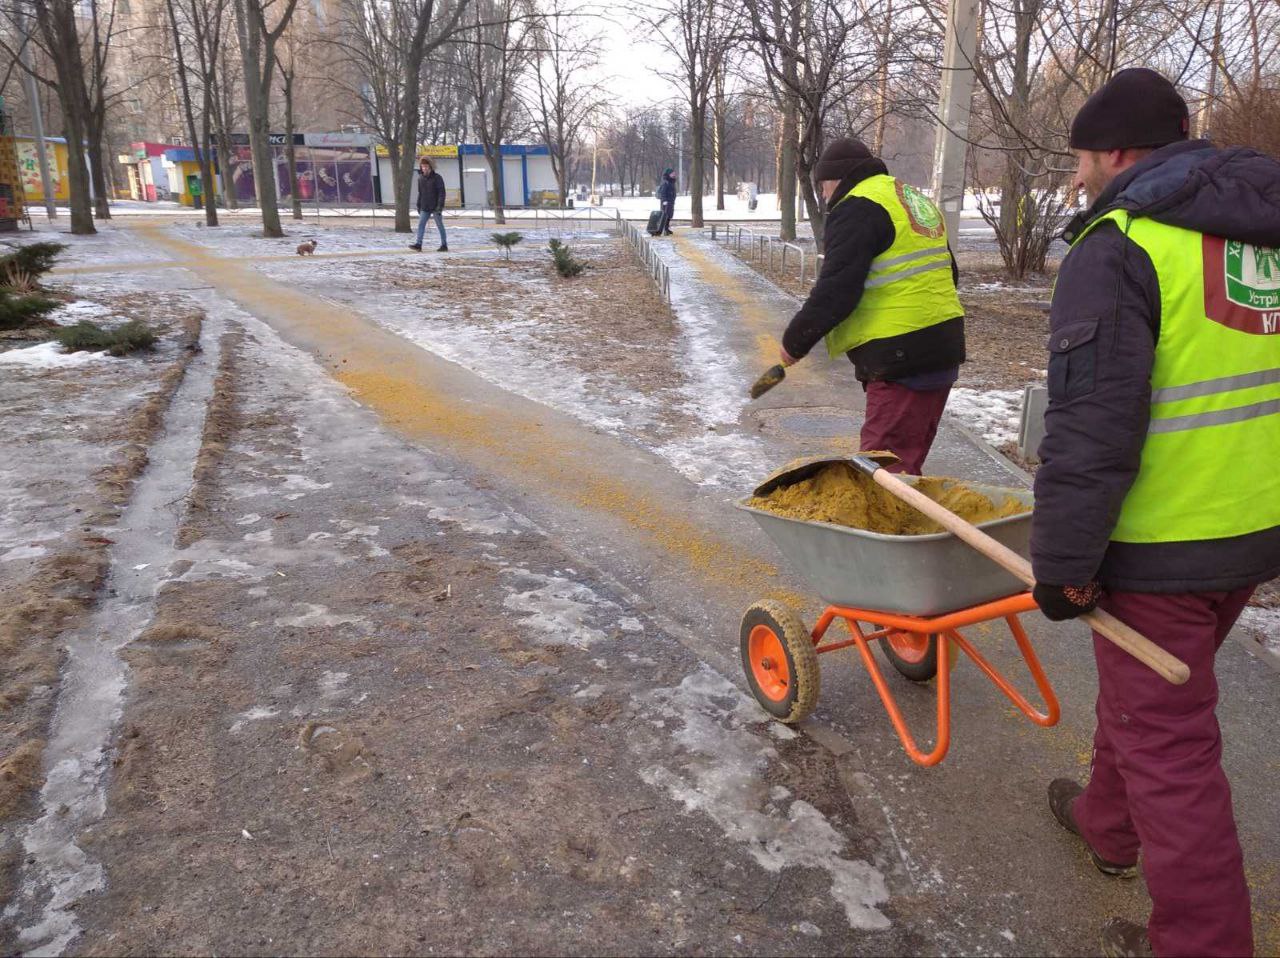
[736,454,1189,767]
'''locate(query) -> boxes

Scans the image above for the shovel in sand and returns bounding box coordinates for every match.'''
[760,453,1190,685]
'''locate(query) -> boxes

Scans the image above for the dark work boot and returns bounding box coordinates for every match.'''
[408,243,422,251]
[1100,918,1152,957]
[1048,778,1139,878]
[436,244,448,252]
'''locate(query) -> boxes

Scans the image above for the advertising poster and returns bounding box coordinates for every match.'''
[226,145,257,204]
[287,146,373,204]
[17,140,64,201]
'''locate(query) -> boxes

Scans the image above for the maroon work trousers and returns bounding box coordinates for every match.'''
[859,380,951,475]
[1074,588,1255,957]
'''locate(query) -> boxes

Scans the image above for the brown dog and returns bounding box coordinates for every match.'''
[296,239,318,256]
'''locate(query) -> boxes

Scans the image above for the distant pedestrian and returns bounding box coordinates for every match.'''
[409,157,447,252]
[655,167,676,236]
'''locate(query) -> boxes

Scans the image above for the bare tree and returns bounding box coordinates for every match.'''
[638,0,738,228]
[6,0,96,232]
[458,0,537,224]
[333,0,469,232]
[163,0,229,226]
[419,43,470,144]
[526,0,607,206]
[232,0,302,237]
[212,35,243,209]
[82,0,122,219]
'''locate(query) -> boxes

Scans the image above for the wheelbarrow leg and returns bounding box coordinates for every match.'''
[847,617,952,767]
[943,616,1061,727]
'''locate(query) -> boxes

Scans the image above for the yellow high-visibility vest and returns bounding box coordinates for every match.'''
[824,174,964,357]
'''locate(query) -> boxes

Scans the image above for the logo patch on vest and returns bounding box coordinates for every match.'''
[895,182,945,239]
[1203,235,1280,333]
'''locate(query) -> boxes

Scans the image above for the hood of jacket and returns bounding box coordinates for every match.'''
[1064,139,1280,247]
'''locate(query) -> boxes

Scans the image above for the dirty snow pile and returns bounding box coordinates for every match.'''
[946,387,1025,446]
[636,667,891,931]
[0,341,116,370]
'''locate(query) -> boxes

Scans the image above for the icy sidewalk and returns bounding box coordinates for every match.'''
[45,292,901,955]
[654,231,1026,488]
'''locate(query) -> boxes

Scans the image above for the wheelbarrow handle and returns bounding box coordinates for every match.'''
[851,456,1191,686]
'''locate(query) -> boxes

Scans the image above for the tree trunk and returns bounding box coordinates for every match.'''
[389,33,428,234]
[388,144,411,233]
[39,4,95,234]
[216,127,237,209]
[164,0,219,226]
[555,152,567,207]
[87,125,112,218]
[778,101,797,241]
[282,71,302,220]
[199,124,219,225]
[214,48,239,209]
[713,76,726,211]
[486,150,505,225]
[234,0,284,237]
[247,104,283,235]
[873,0,892,154]
[689,105,706,228]
[797,154,824,248]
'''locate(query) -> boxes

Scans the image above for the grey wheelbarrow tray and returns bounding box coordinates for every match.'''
[737,477,1035,616]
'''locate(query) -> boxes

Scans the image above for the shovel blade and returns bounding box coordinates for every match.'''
[750,451,900,498]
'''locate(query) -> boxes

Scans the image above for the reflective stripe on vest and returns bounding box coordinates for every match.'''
[1068,209,1280,543]
[824,175,964,358]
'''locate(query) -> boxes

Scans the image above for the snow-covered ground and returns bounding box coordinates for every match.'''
[946,387,1026,447]
[239,235,765,491]
[1238,606,1280,659]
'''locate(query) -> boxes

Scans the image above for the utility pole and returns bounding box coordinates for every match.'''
[677,125,684,194]
[18,15,56,219]
[930,0,980,243]
[590,128,598,200]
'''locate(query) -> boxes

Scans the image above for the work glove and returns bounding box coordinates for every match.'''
[1033,581,1102,621]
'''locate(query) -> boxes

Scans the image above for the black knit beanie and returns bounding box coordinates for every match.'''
[1069,68,1190,150]
[814,138,874,182]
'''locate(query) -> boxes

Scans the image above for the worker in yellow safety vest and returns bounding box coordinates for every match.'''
[777,138,965,474]
[1032,67,1280,958]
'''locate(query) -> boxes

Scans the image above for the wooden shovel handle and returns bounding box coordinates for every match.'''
[863,464,1190,685]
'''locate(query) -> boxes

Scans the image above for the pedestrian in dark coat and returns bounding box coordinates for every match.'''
[1035,67,1280,958]
[410,157,448,252]
[655,167,677,236]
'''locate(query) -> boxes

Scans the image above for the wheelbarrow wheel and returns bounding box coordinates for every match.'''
[740,601,820,724]
[880,631,940,683]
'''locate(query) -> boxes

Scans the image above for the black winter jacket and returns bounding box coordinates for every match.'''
[417,169,445,213]
[1031,140,1280,592]
[781,161,964,383]
[657,175,676,204]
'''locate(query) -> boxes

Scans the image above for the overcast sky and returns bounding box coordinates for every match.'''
[590,14,683,113]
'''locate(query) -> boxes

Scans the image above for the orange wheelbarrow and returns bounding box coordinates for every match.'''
[739,592,1058,767]
[737,469,1058,767]
[737,457,1189,766]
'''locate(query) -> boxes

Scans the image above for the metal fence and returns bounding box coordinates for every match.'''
[707,223,823,284]
[502,205,624,234]
[620,215,672,301]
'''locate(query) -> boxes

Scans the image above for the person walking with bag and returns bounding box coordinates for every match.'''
[409,157,448,252]
[655,167,676,236]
